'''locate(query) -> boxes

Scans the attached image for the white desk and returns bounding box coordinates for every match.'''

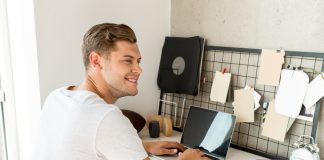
[139,128,269,160]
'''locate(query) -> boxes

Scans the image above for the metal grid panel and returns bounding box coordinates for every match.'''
[158,46,324,159]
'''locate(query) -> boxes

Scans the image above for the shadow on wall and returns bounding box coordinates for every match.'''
[318,100,324,158]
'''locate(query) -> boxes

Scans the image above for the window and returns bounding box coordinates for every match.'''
[0,0,41,159]
[0,88,7,160]
[0,1,19,159]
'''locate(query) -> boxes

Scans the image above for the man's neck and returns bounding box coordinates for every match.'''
[73,74,118,104]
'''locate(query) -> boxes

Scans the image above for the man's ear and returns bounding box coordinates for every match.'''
[88,51,103,69]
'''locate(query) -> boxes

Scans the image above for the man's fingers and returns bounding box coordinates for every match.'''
[193,149,205,157]
[160,141,185,151]
[160,148,178,155]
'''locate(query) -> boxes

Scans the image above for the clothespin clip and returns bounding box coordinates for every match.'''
[222,68,227,74]
[201,75,207,84]
[287,64,296,78]
[276,47,283,53]
[286,64,301,71]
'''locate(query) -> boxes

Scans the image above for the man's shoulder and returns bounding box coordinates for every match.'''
[44,86,117,111]
[46,86,101,104]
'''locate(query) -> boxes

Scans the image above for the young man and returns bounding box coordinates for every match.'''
[32,23,209,160]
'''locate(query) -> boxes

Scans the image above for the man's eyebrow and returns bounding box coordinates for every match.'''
[123,55,142,60]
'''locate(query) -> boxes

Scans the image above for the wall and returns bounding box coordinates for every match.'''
[171,0,324,158]
[34,0,170,117]
[171,0,324,52]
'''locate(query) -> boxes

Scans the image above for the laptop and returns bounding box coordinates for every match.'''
[150,105,236,160]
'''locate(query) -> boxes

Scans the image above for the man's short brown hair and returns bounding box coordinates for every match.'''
[82,23,137,70]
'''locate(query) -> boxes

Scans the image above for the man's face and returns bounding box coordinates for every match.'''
[101,41,142,98]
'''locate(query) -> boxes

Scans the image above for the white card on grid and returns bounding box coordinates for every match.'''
[275,69,309,118]
[234,89,254,122]
[303,74,324,108]
[257,49,285,86]
[262,100,289,142]
[244,86,261,110]
[210,71,231,104]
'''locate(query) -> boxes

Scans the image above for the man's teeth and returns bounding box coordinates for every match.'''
[127,78,137,83]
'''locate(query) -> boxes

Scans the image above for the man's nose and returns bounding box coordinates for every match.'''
[132,63,142,74]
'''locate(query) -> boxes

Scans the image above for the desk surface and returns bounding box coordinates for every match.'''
[139,127,269,160]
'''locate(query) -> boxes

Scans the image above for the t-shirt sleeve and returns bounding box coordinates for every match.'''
[95,109,148,160]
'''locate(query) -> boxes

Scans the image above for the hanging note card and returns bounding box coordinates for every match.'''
[262,100,289,142]
[303,74,324,109]
[244,86,261,110]
[234,89,254,122]
[210,71,231,104]
[257,49,285,86]
[275,69,309,118]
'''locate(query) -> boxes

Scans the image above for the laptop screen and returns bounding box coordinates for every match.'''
[180,106,236,159]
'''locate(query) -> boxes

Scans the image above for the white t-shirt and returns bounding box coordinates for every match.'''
[32,87,147,160]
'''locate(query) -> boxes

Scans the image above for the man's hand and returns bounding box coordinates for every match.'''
[178,148,210,160]
[143,141,185,155]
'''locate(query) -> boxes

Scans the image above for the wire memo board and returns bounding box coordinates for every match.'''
[158,46,324,159]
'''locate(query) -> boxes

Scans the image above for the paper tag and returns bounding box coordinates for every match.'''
[258,49,285,86]
[233,86,261,111]
[275,69,309,118]
[210,71,231,104]
[234,89,254,122]
[244,86,261,110]
[303,74,324,108]
[262,100,289,142]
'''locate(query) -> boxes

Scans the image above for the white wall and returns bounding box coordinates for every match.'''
[34,0,170,117]
[171,0,324,52]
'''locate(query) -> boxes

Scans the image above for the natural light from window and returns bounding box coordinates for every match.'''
[0,0,41,159]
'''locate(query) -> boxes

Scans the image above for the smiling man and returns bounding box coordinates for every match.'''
[32,23,209,160]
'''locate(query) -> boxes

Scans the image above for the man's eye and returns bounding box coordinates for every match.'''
[124,60,132,64]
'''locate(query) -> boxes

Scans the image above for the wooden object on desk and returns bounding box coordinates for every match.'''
[148,115,163,132]
[162,117,173,137]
